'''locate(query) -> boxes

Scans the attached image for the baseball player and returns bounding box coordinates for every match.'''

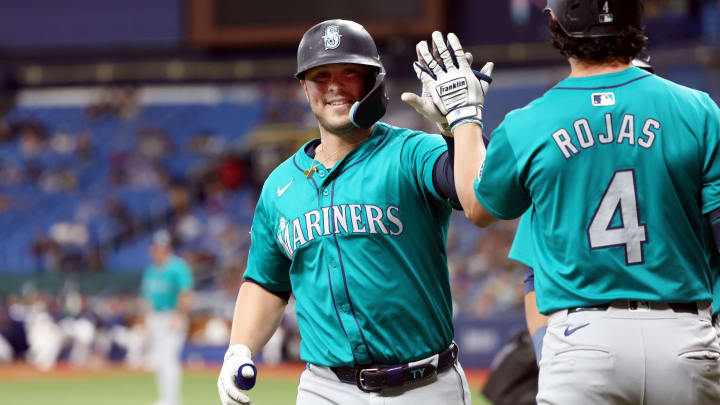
[141,230,194,405]
[217,19,474,405]
[408,1,720,404]
[509,54,678,365]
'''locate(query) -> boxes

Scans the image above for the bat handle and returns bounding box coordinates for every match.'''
[472,69,493,84]
[235,363,257,390]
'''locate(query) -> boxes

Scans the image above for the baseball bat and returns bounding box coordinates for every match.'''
[473,69,493,84]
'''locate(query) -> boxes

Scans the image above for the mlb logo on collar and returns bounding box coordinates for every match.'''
[592,92,615,106]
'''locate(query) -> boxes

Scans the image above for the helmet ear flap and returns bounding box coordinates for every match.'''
[349,70,388,129]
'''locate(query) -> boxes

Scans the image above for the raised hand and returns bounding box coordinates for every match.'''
[411,32,493,133]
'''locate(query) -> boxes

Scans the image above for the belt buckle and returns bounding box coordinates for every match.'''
[356,368,380,392]
[628,300,651,312]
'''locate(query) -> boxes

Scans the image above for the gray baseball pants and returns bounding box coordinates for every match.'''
[296,358,471,404]
[537,301,720,405]
[147,312,187,405]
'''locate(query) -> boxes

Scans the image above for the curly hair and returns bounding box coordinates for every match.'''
[549,19,648,65]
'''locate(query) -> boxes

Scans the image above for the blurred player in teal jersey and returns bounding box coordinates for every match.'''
[217,19,474,405]
[141,230,194,405]
[409,0,720,403]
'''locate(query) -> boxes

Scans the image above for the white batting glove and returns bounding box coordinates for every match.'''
[413,32,493,133]
[218,344,256,405]
[401,52,474,135]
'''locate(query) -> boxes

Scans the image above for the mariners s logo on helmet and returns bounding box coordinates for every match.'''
[322,25,342,50]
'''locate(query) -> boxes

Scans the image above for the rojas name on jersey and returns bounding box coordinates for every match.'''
[276,204,403,258]
[551,114,660,159]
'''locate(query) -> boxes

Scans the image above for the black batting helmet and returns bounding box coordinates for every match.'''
[632,51,654,73]
[295,19,388,129]
[545,0,644,38]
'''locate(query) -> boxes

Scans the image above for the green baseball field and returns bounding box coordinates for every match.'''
[0,364,493,404]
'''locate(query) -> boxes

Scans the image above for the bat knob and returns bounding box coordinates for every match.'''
[235,363,257,390]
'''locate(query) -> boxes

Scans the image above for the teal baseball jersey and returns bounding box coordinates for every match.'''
[244,122,455,367]
[508,209,534,269]
[475,67,720,314]
[141,255,194,312]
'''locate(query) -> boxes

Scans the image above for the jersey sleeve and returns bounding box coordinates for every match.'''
[243,192,292,293]
[701,93,720,214]
[400,131,454,209]
[474,124,531,219]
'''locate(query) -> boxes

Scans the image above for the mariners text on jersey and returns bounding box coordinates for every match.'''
[551,114,661,159]
[276,204,403,259]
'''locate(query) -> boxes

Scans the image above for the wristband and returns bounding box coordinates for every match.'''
[450,118,483,134]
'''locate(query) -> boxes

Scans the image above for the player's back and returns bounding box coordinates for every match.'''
[497,67,720,313]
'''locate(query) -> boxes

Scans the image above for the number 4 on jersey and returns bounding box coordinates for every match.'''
[587,169,647,265]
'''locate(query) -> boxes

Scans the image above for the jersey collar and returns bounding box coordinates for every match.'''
[294,122,390,176]
[552,67,652,91]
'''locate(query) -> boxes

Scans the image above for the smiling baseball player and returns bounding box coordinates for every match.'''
[408,0,720,403]
[217,19,476,405]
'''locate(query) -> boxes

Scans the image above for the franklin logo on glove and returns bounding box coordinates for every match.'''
[437,78,467,96]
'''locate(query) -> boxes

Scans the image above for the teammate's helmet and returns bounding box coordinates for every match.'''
[632,51,654,73]
[295,19,388,129]
[545,0,644,38]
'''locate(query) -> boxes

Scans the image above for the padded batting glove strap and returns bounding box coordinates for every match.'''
[218,344,256,405]
[413,32,493,134]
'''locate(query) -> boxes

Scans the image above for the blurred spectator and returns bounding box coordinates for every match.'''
[75,129,94,161]
[261,80,310,124]
[187,131,225,156]
[31,234,63,271]
[50,125,76,155]
[105,198,135,232]
[49,221,89,248]
[137,127,173,161]
[24,294,64,371]
[18,121,48,158]
[38,168,78,193]
[86,87,140,120]
[0,159,25,185]
[0,118,11,143]
[217,155,249,190]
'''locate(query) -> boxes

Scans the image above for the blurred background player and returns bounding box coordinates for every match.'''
[141,230,194,405]
[217,19,473,405]
[410,1,720,404]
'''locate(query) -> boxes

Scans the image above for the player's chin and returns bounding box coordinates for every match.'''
[318,114,355,134]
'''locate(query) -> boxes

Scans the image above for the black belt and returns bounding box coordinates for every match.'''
[330,343,458,392]
[567,301,698,315]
